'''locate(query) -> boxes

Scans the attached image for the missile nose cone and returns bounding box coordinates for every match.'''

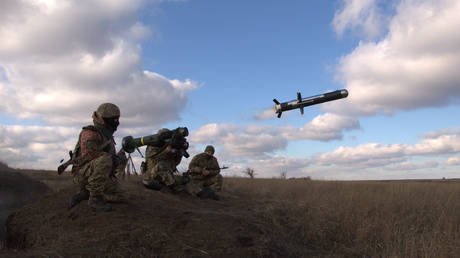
[340,89,348,98]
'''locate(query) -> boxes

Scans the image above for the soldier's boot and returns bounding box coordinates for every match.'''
[170,184,185,194]
[69,189,90,209]
[197,186,219,201]
[142,179,163,191]
[88,195,112,212]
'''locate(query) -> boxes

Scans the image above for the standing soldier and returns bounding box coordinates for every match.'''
[70,103,128,211]
[141,128,187,192]
[187,145,223,199]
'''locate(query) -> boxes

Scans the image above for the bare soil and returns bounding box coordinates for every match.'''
[1,168,313,257]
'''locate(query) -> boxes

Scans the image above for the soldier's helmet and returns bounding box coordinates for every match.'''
[96,103,120,118]
[205,145,215,154]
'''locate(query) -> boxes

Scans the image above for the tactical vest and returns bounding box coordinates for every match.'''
[72,125,115,168]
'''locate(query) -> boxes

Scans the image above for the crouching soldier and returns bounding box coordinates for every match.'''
[187,145,223,199]
[141,128,188,192]
[70,103,128,211]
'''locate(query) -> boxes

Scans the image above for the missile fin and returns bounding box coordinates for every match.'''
[273,99,280,105]
[300,107,304,115]
[277,112,282,118]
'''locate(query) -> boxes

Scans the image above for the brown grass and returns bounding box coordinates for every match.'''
[10,169,460,257]
[225,177,460,257]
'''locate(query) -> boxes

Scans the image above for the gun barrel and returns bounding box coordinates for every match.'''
[274,89,348,117]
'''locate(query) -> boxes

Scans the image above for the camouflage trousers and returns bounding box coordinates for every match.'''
[115,162,127,180]
[186,173,223,195]
[142,159,184,187]
[73,155,128,202]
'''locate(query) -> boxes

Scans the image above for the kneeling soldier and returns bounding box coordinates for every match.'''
[141,128,187,192]
[187,145,223,199]
[70,103,128,211]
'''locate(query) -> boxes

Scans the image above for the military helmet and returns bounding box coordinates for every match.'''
[96,103,120,118]
[205,145,215,154]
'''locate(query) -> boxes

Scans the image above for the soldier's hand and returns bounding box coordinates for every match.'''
[202,169,210,176]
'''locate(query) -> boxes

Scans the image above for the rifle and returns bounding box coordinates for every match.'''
[58,150,73,175]
[183,166,229,178]
[57,139,112,175]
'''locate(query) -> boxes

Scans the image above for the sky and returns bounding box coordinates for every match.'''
[1,0,459,180]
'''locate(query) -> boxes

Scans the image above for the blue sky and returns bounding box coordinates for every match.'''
[146,1,354,125]
[1,0,459,179]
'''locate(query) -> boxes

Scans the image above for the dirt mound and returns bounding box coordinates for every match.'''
[2,177,299,257]
[0,165,50,244]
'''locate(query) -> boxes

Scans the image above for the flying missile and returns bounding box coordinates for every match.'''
[273,89,348,118]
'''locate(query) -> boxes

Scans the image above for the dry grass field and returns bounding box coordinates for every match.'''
[225,177,460,257]
[1,164,459,257]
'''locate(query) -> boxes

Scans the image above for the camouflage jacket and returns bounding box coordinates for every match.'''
[73,125,116,169]
[188,152,220,178]
[145,145,182,169]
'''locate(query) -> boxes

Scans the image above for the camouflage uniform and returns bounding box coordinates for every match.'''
[71,103,127,210]
[115,150,128,179]
[142,129,186,190]
[187,145,223,194]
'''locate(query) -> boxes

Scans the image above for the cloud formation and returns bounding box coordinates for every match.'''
[314,128,460,169]
[0,125,78,169]
[191,113,359,158]
[333,0,388,39]
[446,157,460,166]
[190,125,460,179]
[0,0,197,128]
[327,0,460,116]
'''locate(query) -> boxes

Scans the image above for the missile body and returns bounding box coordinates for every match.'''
[273,89,348,118]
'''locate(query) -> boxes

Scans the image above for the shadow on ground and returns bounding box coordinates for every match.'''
[0,164,50,246]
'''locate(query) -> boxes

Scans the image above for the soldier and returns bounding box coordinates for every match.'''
[141,128,187,192]
[70,103,128,211]
[187,145,223,199]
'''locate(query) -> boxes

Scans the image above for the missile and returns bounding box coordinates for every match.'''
[273,89,348,118]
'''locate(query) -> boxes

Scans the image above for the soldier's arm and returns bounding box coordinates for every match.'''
[188,155,203,174]
[206,157,221,176]
[79,129,109,163]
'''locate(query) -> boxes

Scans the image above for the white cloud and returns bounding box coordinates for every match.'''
[385,160,439,171]
[191,113,358,159]
[327,0,460,116]
[332,0,388,39]
[446,156,460,166]
[422,127,460,139]
[0,125,78,169]
[191,123,286,158]
[280,113,360,141]
[314,127,460,170]
[0,0,197,128]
